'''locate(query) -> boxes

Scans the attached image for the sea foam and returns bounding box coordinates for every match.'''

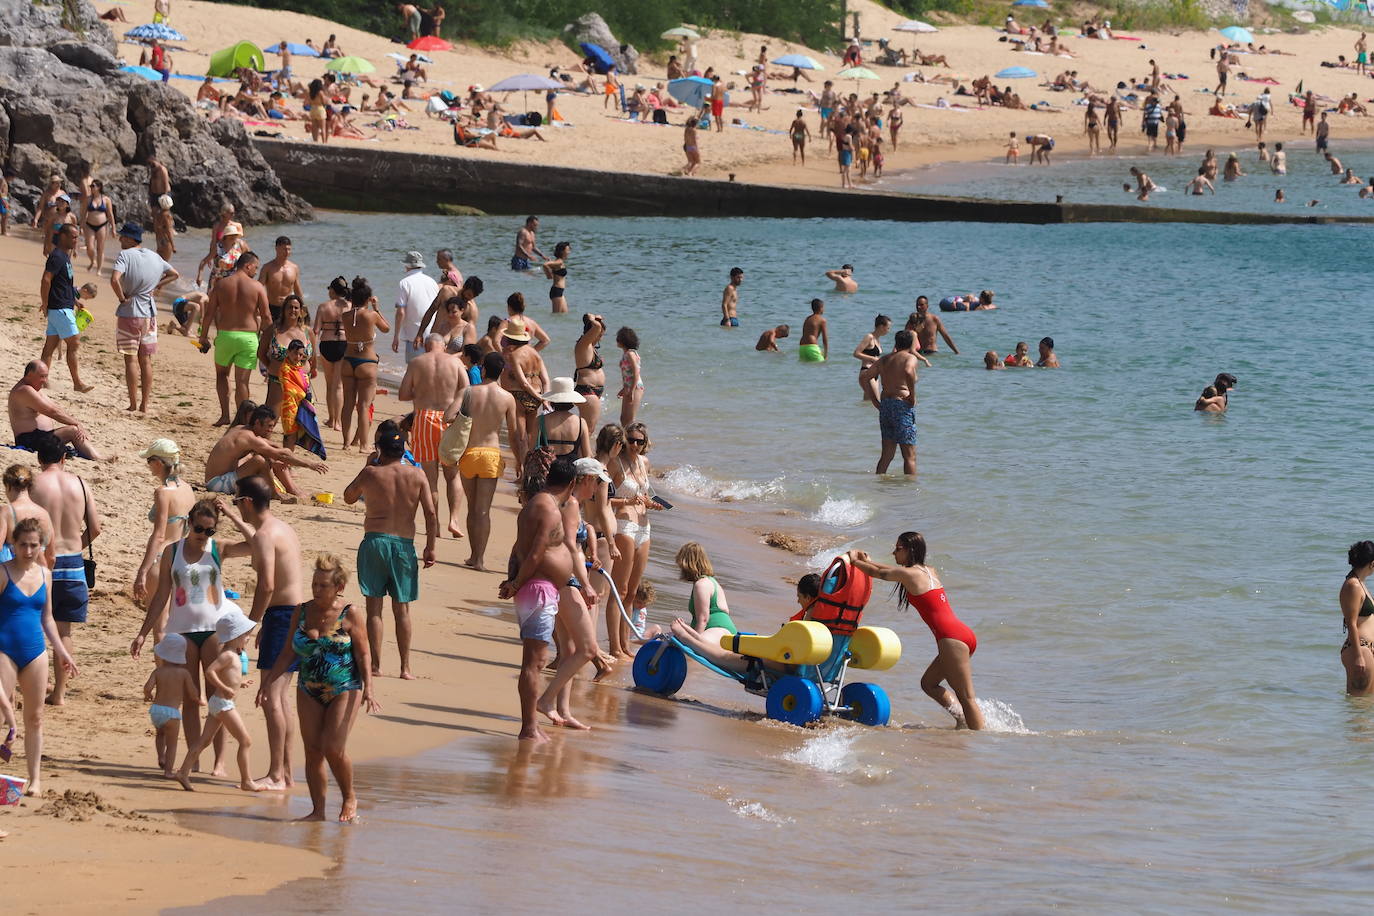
[661,465,783,502]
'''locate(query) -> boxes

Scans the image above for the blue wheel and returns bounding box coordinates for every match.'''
[632,640,687,696]
[766,676,824,726]
[841,682,891,727]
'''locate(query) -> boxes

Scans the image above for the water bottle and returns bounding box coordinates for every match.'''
[240,650,250,676]
[633,607,647,634]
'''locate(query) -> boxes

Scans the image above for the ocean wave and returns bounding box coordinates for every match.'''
[661,466,784,502]
[809,497,872,529]
[727,797,794,825]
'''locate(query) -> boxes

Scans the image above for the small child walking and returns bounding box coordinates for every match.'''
[144,634,200,778]
[1005,130,1020,164]
[176,610,263,792]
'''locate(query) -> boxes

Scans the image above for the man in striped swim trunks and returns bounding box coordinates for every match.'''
[398,333,469,538]
[111,223,178,414]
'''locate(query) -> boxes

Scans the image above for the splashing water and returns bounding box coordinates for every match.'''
[781,727,864,774]
[661,465,785,502]
[727,798,795,825]
[977,698,1032,735]
[809,497,873,529]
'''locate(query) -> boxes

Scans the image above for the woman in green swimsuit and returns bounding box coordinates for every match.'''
[259,554,378,823]
[668,542,739,657]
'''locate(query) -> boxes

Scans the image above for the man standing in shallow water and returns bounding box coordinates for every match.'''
[720,266,743,327]
[861,329,920,477]
[798,299,828,362]
[511,216,545,272]
[908,296,959,356]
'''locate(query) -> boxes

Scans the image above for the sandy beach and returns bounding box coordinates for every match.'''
[106,0,1374,193]
[0,223,550,909]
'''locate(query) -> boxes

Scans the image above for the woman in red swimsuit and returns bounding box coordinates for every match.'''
[847,531,984,730]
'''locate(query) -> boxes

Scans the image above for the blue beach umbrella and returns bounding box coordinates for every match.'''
[1218,25,1255,43]
[1012,0,1049,7]
[667,76,722,108]
[118,64,162,80]
[124,23,186,42]
[771,53,824,70]
[580,42,615,74]
[995,66,1037,79]
[263,42,320,57]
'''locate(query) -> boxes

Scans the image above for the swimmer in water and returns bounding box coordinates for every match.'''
[1003,341,1032,367]
[1341,167,1362,185]
[1129,166,1157,201]
[1274,189,1286,203]
[1223,153,1245,181]
[720,266,743,328]
[1185,167,1215,195]
[983,350,1004,370]
[825,264,858,292]
[1035,337,1060,367]
[1194,385,1226,412]
[754,324,790,351]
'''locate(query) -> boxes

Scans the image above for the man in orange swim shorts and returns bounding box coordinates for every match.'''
[398,333,468,537]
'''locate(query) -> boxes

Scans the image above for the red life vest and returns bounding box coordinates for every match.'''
[791,556,871,636]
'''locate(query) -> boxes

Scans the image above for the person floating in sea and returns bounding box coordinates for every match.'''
[755,324,789,351]
[720,266,743,327]
[860,329,919,477]
[825,264,858,292]
[798,299,828,363]
[847,532,984,729]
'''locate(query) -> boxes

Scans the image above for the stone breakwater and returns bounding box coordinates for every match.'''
[0,0,309,228]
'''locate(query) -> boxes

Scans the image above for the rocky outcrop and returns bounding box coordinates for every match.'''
[563,13,639,75]
[0,0,310,227]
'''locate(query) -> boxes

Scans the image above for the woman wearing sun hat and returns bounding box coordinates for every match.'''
[133,438,195,603]
[538,377,590,459]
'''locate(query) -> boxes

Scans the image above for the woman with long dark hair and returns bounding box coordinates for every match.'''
[847,531,984,729]
[1340,540,1374,695]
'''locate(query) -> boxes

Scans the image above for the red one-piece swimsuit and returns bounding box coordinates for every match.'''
[907,587,977,654]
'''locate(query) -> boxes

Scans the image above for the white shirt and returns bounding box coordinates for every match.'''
[396,267,439,340]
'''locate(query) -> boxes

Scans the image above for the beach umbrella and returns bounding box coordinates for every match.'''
[124,23,186,42]
[262,42,319,57]
[408,36,452,51]
[580,42,616,74]
[207,41,266,77]
[1012,0,1049,7]
[893,19,939,32]
[662,26,701,40]
[995,66,1037,79]
[325,55,376,75]
[118,64,162,80]
[385,51,432,64]
[488,73,564,110]
[836,65,880,90]
[771,53,824,70]
[667,76,715,108]
[1218,25,1255,43]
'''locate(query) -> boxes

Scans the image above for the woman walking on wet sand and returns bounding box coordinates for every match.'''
[847,532,984,729]
[683,112,702,176]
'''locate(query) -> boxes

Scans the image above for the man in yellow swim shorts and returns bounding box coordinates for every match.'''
[456,352,517,571]
[199,251,271,426]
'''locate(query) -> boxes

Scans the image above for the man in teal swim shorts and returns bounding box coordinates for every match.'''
[199,251,271,426]
[344,421,437,680]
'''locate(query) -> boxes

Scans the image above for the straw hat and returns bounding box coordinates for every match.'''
[153,633,187,664]
[214,607,256,644]
[503,316,531,342]
[222,221,243,237]
[139,438,181,465]
[542,377,586,404]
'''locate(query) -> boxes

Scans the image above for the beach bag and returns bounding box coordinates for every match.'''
[652,109,668,124]
[438,412,472,468]
[78,478,96,588]
[526,111,542,126]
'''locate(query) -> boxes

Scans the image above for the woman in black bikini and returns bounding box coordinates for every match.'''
[313,277,351,430]
[542,241,572,314]
[341,277,390,452]
[573,313,607,433]
[81,179,115,273]
[852,314,890,406]
[1341,540,1374,695]
[259,295,316,417]
[538,378,590,459]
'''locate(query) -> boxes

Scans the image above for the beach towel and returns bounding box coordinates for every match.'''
[280,366,326,459]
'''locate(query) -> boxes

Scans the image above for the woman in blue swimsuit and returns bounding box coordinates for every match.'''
[259,554,377,823]
[0,517,75,796]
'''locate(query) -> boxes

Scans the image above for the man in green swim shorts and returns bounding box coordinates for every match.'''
[798,298,828,363]
[199,251,271,426]
[343,421,437,680]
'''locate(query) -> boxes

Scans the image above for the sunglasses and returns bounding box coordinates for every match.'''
[192,524,217,536]
[627,438,646,445]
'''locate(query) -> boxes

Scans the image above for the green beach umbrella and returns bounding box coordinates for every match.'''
[207,40,265,77]
[326,55,376,75]
[661,26,701,40]
[836,65,880,90]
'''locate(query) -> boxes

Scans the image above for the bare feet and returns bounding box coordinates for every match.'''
[44,694,64,707]
[447,520,465,538]
[24,780,40,796]
[175,771,194,791]
[212,416,231,427]
[518,727,549,743]
[296,810,327,822]
[75,384,95,394]
[211,762,228,777]
[255,774,288,791]
[462,558,487,571]
[240,779,264,792]
[339,797,358,823]
[559,715,590,730]
[536,703,566,727]
[591,656,614,682]
[399,669,415,680]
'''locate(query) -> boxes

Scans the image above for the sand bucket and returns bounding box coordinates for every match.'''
[313,492,334,505]
[1,774,27,805]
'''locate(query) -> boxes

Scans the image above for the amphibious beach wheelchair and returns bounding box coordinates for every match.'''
[626,556,902,727]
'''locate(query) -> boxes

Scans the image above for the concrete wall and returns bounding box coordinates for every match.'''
[253,139,1371,226]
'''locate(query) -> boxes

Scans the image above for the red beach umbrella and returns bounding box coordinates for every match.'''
[408,36,452,51]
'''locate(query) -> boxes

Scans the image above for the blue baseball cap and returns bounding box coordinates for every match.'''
[118,222,143,242]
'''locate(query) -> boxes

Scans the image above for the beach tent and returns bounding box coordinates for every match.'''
[995,66,1037,78]
[580,42,616,74]
[894,19,939,32]
[118,64,162,80]
[263,42,319,57]
[408,36,452,51]
[772,53,824,70]
[488,73,564,109]
[1218,25,1255,42]
[325,55,376,74]
[207,41,265,77]
[125,23,186,43]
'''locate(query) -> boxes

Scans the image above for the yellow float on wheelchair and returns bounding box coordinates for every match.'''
[848,626,902,670]
[719,620,833,666]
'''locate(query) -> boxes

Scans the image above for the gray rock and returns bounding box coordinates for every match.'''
[47,39,119,75]
[0,0,114,56]
[563,13,639,75]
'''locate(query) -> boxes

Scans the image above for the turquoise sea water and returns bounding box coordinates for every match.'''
[173,213,1374,911]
